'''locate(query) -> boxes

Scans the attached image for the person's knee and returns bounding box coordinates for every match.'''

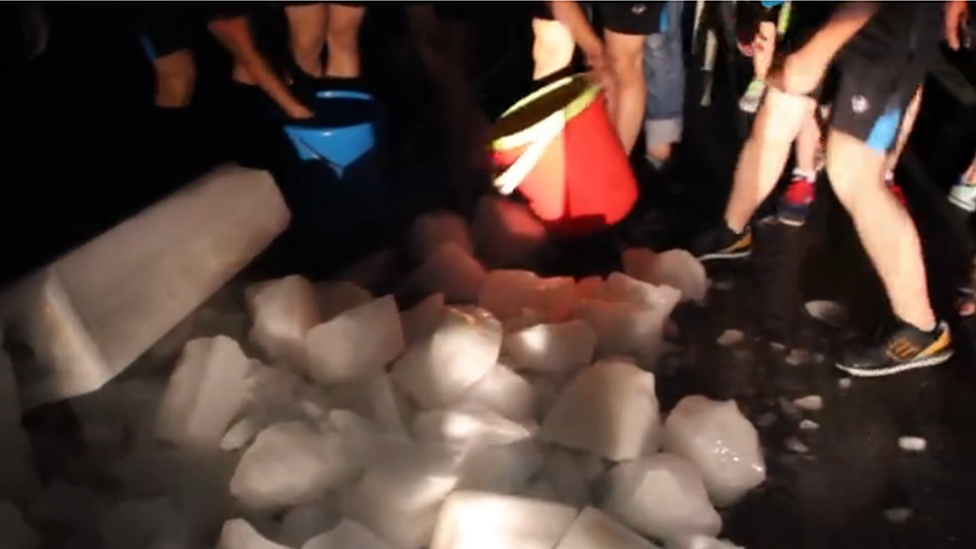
[825,129,884,211]
[607,36,644,86]
[753,89,814,145]
[153,49,196,108]
[327,8,364,51]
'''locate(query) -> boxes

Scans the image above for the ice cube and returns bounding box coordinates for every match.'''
[792,395,823,412]
[314,281,373,322]
[217,518,290,549]
[575,291,680,368]
[531,277,579,323]
[400,293,446,346]
[555,507,660,549]
[602,454,721,544]
[154,336,252,450]
[305,296,404,386]
[470,196,547,268]
[343,442,465,549]
[429,491,578,549]
[456,439,543,495]
[328,374,412,436]
[575,276,606,301]
[247,276,322,371]
[230,422,359,512]
[478,270,542,321]
[391,307,502,409]
[459,363,535,422]
[715,330,744,347]
[413,405,534,446]
[641,250,708,304]
[804,300,848,327]
[603,273,671,307]
[898,436,927,452]
[100,498,193,549]
[409,211,474,262]
[28,481,111,528]
[279,500,341,548]
[405,243,486,304]
[303,519,394,549]
[540,360,662,461]
[540,447,594,507]
[502,321,596,374]
[662,396,766,506]
[0,500,39,549]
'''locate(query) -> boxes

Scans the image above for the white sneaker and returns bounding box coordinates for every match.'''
[948,178,976,212]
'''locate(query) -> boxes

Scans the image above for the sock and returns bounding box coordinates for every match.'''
[792,168,815,181]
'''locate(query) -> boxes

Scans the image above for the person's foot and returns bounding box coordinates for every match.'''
[776,170,817,227]
[739,79,766,114]
[885,172,907,207]
[691,223,753,262]
[948,176,976,212]
[835,319,953,377]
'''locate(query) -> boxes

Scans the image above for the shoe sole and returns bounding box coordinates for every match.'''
[698,249,751,263]
[834,351,953,378]
[948,195,976,213]
[776,215,806,228]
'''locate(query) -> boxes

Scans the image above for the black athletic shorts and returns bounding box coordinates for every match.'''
[826,3,941,152]
[597,2,666,36]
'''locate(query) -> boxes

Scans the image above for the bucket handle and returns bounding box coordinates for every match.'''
[493,111,566,196]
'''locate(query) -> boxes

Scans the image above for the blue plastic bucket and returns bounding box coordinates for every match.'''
[282,89,383,236]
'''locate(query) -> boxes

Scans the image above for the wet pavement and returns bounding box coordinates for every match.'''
[6,5,976,548]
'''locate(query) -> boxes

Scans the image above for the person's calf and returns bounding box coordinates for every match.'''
[325,5,365,78]
[153,49,196,108]
[605,32,646,153]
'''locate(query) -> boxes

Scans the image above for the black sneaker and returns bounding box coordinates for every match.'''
[691,224,753,262]
[835,320,953,377]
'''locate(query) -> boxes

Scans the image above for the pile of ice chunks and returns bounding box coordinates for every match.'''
[0,205,765,549]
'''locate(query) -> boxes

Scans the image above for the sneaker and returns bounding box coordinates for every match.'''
[691,224,753,262]
[885,173,907,207]
[835,319,953,377]
[776,172,817,227]
[948,177,976,212]
[739,79,766,114]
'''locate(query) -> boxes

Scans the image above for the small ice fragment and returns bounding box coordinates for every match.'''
[778,398,800,419]
[715,330,744,347]
[477,270,541,321]
[554,506,659,549]
[247,275,322,372]
[804,300,848,327]
[540,360,662,461]
[302,519,394,549]
[838,378,852,390]
[401,293,446,346]
[884,508,912,523]
[305,295,405,386]
[662,396,766,506]
[785,438,809,454]
[793,395,823,412]
[785,349,811,366]
[898,436,927,452]
[459,363,536,422]
[217,518,290,549]
[799,419,819,431]
[769,342,787,352]
[712,280,733,292]
[644,249,709,304]
[429,491,578,549]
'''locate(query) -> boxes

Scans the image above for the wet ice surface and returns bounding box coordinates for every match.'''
[5,210,976,549]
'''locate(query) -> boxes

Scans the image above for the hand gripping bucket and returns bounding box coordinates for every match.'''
[490,74,638,237]
[282,90,382,234]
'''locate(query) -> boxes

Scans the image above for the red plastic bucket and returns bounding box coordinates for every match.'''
[490,74,638,237]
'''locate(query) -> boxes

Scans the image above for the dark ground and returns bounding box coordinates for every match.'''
[5,3,976,548]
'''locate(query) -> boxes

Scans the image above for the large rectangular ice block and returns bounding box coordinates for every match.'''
[0,166,291,408]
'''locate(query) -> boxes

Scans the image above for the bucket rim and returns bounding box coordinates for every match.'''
[283,121,375,133]
[491,73,600,151]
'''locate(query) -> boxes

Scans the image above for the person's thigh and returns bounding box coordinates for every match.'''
[597,2,666,37]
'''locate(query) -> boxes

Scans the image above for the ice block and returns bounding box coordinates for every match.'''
[0,165,291,408]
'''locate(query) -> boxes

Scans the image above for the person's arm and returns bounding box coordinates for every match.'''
[549,1,603,63]
[794,2,878,67]
[208,15,313,119]
[946,0,969,50]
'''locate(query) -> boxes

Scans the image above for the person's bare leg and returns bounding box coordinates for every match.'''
[884,84,924,174]
[725,87,816,232]
[825,129,936,330]
[604,30,646,154]
[152,49,196,108]
[532,18,575,81]
[325,3,365,78]
[286,3,328,77]
[794,111,822,174]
